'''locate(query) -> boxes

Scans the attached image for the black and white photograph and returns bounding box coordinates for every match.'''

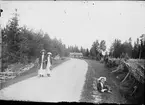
[0,1,145,104]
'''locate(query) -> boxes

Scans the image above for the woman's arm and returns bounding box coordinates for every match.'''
[100,82,107,92]
[50,57,52,65]
[101,89,107,92]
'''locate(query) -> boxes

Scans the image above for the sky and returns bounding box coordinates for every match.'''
[1,1,145,51]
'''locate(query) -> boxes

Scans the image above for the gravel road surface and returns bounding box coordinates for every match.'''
[0,58,88,102]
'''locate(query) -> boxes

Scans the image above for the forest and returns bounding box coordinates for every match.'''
[1,10,145,72]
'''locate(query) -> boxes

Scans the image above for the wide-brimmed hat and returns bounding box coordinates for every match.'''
[41,49,45,52]
[41,49,45,54]
[97,77,106,82]
[47,52,52,55]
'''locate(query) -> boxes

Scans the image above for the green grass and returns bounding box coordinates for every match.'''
[51,57,69,69]
[79,59,127,104]
[0,57,70,90]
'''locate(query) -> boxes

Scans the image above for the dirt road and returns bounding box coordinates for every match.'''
[0,58,88,102]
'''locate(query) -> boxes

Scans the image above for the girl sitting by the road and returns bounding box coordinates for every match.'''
[97,77,112,93]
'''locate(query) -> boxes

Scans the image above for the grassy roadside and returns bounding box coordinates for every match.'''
[0,57,70,90]
[79,59,127,104]
[79,59,96,103]
[51,57,70,69]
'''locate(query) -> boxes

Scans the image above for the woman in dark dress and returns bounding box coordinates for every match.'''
[97,77,112,93]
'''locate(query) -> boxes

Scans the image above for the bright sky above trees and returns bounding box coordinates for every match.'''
[1,1,145,51]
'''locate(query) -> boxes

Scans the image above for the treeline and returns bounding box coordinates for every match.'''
[2,10,144,72]
[67,46,89,57]
[1,10,92,71]
[79,36,145,61]
[1,11,71,71]
[67,40,107,60]
[86,36,145,60]
[109,36,145,59]
[89,40,106,60]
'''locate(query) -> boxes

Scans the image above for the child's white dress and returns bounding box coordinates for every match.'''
[38,67,46,76]
[45,55,51,76]
[38,53,45,76]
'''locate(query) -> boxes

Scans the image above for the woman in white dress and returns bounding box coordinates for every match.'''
[45,52,52,77]
[38,49,46,77]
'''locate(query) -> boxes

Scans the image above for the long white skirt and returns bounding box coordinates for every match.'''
[38,68,46,76]
[46,62,51,75]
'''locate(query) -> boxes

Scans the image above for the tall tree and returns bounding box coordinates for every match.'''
[89,40,100,60]
[139,34,145,59]
[132,38,140,58]
[3,9,21,63]
[85,48,90,57]
[99,40,106,56]
[100,40,106,52]
[111,39,122,58]
[121,38,132,58]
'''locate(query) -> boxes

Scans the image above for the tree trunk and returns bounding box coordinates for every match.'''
[139,49,141,59]
[121,72,130,83]
[0,23,2,72]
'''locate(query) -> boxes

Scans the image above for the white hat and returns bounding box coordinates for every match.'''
[97,77,106,82]
[41,49,45,52]
[47,52,52,55]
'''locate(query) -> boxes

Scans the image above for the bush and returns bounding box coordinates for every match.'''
[105,58,120,68]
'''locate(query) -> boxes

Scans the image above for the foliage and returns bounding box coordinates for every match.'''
[89,40,106,60]
[2,9,91,71]
[99,40,106,52]
[109,35,145,59]
[109,58,145,104]
[1,10,70,71]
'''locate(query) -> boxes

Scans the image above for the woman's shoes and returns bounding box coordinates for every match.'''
[108,89,112,93]
[47,74,50,77]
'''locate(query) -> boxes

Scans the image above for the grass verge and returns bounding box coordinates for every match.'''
[79,59,127,104]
